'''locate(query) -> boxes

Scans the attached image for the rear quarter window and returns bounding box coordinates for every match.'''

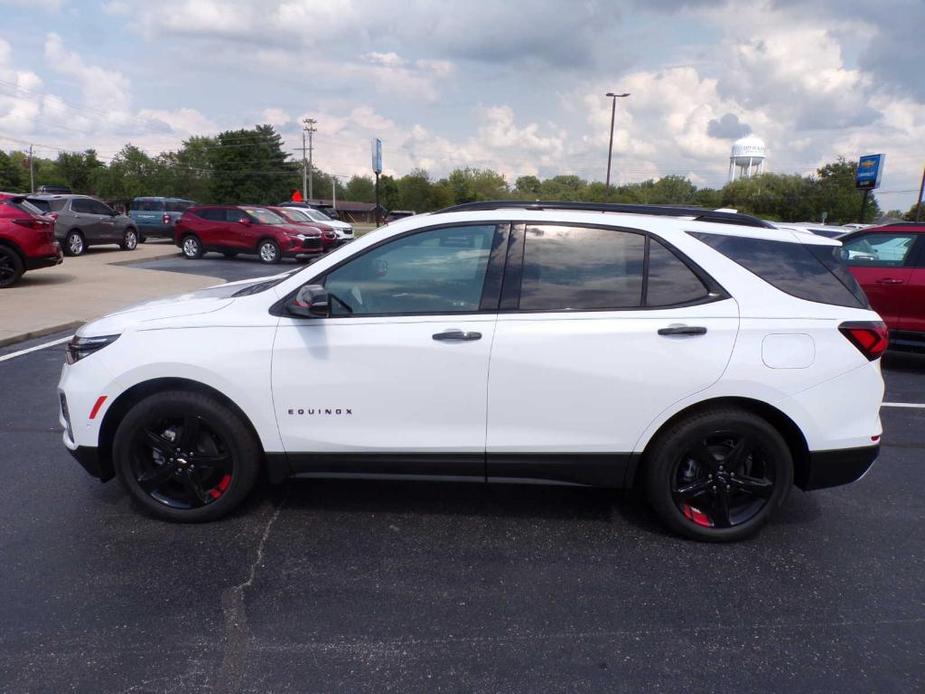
[690,232,868,309]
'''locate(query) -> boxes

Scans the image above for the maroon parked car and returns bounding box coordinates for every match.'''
[266,206,339,252]
[841,222,925,352]
[0,193,62,288]
[174,205,324,264]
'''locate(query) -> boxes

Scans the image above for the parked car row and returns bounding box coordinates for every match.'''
[173,204,351,264]
[0,193,62,288]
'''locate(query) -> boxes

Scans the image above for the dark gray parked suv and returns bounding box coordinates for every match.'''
[27,194,139,256]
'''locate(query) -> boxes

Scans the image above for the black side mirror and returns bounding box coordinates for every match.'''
[287,284,329,318]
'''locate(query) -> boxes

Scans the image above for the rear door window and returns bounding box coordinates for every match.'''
[841,233,918,267]
[197,208,225,221]
[520,225,645,310]
[71,198,93,214]
[691,232,867,308]
[646,238,710,306]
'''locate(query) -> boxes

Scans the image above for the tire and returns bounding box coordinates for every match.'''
[257,239,281,264]
[64,230,85,256]
[112,390,261,522]
[0,246,25,288]
[120,228,138,251]
[222,250,238,259]
[181,234,204,259]
[644,407,793,542]
[139,234,148,244]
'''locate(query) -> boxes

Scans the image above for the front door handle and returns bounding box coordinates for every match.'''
[433,329,482,341]
[876,278,905,285]
[658,325,707,336]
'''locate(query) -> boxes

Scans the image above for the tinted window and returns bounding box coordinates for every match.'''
[691,232,865,308]
[89,200,114,215]
[241,207,285,224]
[71,198,92,213]
[324,224,497,316]
[26,198,50,213]
[225,208,251,223]
[197,208,226,221]
[841,233,917,267]
[646,238,709,306]
[166,200,192,212]
[520,225,645,310]
[131,199,165,212]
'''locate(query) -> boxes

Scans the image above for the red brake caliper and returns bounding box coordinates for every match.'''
[209,474,232,500]
[682,503,713,528]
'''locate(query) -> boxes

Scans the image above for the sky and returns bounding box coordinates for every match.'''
[0,0,923,208]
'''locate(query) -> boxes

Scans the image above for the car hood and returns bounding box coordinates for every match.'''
[77,275,279,336]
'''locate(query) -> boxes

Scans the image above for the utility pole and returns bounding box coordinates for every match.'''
[300,129,307,201]
[28,144,34,193]
[302,118,317,201]
[915,166,925,222]
[604,92,630,200]
[332,177,336,211]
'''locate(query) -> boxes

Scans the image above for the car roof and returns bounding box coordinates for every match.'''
[858,222,925,233]
[27,193,92,200]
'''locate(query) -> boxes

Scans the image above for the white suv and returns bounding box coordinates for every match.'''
[58,202,886,541]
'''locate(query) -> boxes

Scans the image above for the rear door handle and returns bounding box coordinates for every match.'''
[876,278,905,285]
[658,325,707,336]
[433,329,482,341]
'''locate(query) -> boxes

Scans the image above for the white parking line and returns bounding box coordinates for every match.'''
[882,402,925,409]
[0,336,71,363]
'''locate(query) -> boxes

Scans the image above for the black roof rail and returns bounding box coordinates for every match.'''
[436,200,775,229]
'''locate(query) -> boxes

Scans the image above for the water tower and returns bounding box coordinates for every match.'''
[728,135,766,181]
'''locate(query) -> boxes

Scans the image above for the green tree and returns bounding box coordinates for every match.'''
[539,175,586,201]
[207,125,298,204]
[95,144,159,201]
[56,150,105,194]
[815,157,880,224]
[378,174,400,210]
[344,175,375,202]
[397,169,434,211]
[0,150,24,191]
[514,175,542,197]
[444,167,508,203]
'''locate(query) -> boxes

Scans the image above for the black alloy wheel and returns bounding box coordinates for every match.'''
[645,408,792,541]
[0,247,25,288]
[113,390,260,522]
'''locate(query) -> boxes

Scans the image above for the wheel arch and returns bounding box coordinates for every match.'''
[629,396,810,489]
[0,238,25,262]
[97,377,266,481]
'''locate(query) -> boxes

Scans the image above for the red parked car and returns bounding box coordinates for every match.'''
[0,193,62,288]
[267,206,340,252]
[841,222,925,352]
[174,205,324,263]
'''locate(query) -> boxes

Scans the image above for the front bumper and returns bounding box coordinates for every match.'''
[67,445,114,482]
[798,444,880,491]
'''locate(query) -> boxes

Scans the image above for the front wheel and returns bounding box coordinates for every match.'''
[257,239,281,264]
[644,408,793,542]
[112,390,261,522]
[181,234,203,259]
[120,228,138,251]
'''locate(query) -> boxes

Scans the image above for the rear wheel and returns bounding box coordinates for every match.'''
[644,408,793,542]
[112,390,261,522]
[120,228,138,251]
[64,230,85,256]
[181,234,203,259]
[258,239,281,264]
[0,246,24,288]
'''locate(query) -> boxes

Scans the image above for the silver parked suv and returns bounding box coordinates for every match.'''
[27,194,139,256]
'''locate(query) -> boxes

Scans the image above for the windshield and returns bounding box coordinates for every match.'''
[241,207,286,225]
[304,208,332,222]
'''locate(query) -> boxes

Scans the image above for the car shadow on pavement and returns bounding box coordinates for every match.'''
[883,351,925,372]
[8,272,76,287]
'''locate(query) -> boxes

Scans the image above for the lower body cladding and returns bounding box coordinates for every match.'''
[261,448,880,491]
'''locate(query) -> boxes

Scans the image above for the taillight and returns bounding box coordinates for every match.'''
[839,321,889,361]
[48,212,58,221]
[163,214,171,224]
[11,218,50,230]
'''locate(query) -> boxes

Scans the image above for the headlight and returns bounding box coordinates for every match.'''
[66,334,120,364]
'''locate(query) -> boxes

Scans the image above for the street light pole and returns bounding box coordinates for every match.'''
[605,92,630,199]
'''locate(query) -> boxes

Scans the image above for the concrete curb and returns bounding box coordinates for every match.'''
[0,321,84,348]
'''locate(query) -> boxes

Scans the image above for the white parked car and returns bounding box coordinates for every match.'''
[282,205,353,241]
[58,202,886,541]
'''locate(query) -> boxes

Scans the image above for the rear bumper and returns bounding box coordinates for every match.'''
[798,444,880,491]
[24,249,63,270]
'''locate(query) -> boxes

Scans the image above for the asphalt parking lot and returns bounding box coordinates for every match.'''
[1,263,923,692]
